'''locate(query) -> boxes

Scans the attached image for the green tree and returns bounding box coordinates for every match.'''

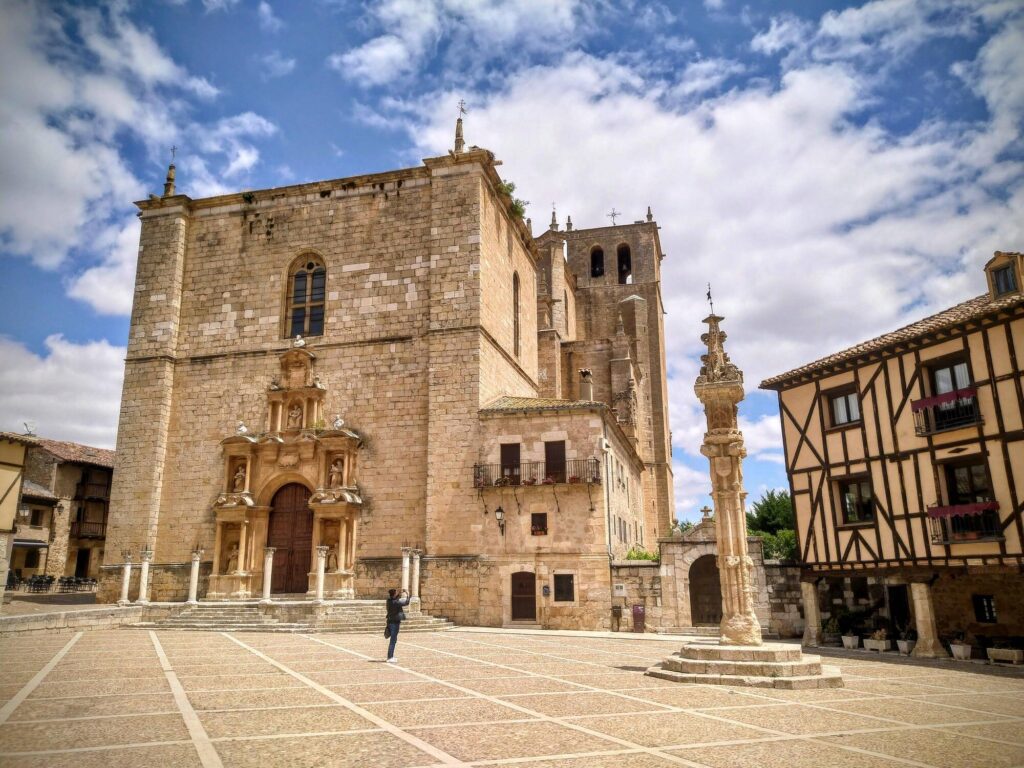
[746,489,794,535]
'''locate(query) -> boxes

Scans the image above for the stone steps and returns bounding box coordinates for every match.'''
[646,664,844,689]
[660,652,823,677]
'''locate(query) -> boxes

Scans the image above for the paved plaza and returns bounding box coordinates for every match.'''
[0,629,1022,768]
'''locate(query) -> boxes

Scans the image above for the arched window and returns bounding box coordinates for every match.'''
[513,271,521,357]
[617,244,632,285]
[287,256,326,338]
[590,247,605,278]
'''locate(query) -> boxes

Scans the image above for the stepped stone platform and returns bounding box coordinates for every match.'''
[646,640,844,689]
[132,598,455,634]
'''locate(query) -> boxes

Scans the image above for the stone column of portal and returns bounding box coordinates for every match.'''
[801,581,821,647]
[261,548,276,604]
[400,547,411,593]
[137,549,153,605]
[695,314,763,646]
[410,550,421,600]
[236,520,248,574]
[118,554,133,606]
[314,546,329,604]
[910,581,949,658]
[186,550,202,605]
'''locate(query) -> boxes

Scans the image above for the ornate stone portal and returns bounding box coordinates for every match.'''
[207,346,363,600]
[647,314,842,688]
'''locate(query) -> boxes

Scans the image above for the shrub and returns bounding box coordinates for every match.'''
[624,547,659,562]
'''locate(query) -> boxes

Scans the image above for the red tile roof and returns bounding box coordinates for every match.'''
[0,433,115,468]
[760,290,1024,390]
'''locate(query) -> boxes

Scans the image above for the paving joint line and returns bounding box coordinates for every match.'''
[149,631,224,768]
[0,632,81,725]
[223,632,468,766]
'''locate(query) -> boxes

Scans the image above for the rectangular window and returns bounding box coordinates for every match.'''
[553,574,575,602]
[544,440,566,483]
[500,443,521,485]
[308,306,324,336]
[931,359,970,396]
[972,594,997,623]
[292,272,307,303]
[29,509,44,527]
[945,460,993,505]
[838,478,874,524]
[828,389,860,426]
[531,513,548,535]
[993,265,1017,295]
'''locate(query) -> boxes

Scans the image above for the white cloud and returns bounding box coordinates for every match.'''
[327,0,588,86]
[259,51,296,79]
[257,1,284,32]
[202,0,240,12]
[0,335,125,448]
[751,14,814,56]
[704,0,725,9]
[672,457,710,522]
[671,57,745,99]
[66,219,140,315]
[390,14,1022,462]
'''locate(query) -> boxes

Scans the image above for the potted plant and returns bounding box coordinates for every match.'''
[896,624,917,655]
[949,632,972,660]
[522,478,537,486]
[568,475,581,484]
[985,641,1023,665]
[842,631,860,650]
[542,476,555,485]
[863,628,891,653]
[821,617,841,646]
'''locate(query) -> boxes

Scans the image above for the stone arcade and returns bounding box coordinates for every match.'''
[99,120,676,629]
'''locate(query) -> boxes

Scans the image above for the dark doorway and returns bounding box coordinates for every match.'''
[887,585,911,631]
[74,548,90,578]
[267,484,314,593]
[689,555,722,626]
[500,443,521,485]
[544,440,566,483]
[511,571,536,620]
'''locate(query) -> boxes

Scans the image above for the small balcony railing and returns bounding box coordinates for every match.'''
[71,521,106,539]
[927,501,1002,544]
[474,458,601,488]
[911,387,982,435]
[76,482,110,500]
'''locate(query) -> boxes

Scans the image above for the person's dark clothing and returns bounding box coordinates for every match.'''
[386,595,410,659]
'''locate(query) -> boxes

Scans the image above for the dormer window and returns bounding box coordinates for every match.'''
[984,251,1022,299]
[993,265,1017,296]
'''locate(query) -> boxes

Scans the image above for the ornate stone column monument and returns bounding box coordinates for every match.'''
[118,551,133,606]
[186,549,203,606]
[647,313,842,689]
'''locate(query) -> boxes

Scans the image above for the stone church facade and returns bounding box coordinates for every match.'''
[100,127,675,629]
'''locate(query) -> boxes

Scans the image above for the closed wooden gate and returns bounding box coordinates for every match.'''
[267,484,313,594]
[689,555,722,626]
[511,571,536,620]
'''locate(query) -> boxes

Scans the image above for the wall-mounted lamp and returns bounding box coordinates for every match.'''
[494,506,505,536]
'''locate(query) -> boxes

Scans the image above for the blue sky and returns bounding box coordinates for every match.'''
[1,0,1022,521]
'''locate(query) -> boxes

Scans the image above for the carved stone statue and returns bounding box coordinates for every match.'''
[328,458,344,488]
[225,543,239,574]
[287,404,303,429]
[327,545,338,572]
[293,334,305,348]
[332,414,344,429]
[232,464,246,492]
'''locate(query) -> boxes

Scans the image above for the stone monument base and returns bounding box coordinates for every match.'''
[646,641,843,690]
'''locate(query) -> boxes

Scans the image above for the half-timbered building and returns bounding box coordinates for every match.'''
[761,251,1024,657]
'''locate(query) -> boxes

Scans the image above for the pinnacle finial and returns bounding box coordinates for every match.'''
[550,205,558,231]
[163,146,177,197]
[454,100,467,154]
[565,215,573,232]
[646,206,653,222]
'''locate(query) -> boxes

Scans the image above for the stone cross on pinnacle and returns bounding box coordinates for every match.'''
[607,208,621,226]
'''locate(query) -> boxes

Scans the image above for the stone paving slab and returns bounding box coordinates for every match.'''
[0,628,1021,768]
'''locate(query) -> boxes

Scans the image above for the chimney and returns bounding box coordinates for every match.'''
[579,368,594,401]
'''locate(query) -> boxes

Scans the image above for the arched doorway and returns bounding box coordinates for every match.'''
[267,483,313,593]
[689,555,722,626]
[511,571,536,621]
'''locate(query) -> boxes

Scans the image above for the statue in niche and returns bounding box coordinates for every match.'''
[225,543,239,574]
[232,464,247,492]
[327,545,339,572]
[329,458,344,489]
[287,403,303,429]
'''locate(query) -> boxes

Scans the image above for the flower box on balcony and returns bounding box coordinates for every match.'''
[522,478,537,486]
[542,477,555,485]
[568,476,581,484]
